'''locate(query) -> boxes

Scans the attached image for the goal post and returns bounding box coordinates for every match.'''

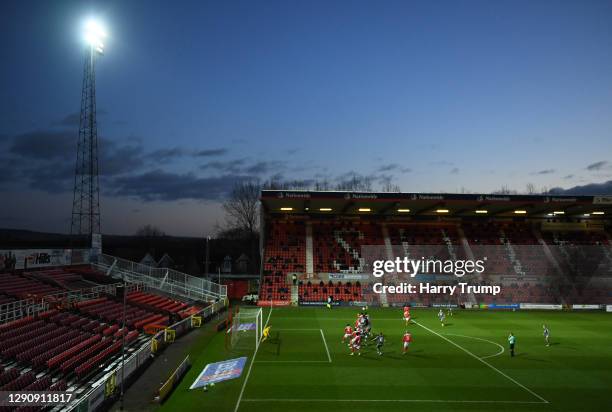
[229,307,263,352]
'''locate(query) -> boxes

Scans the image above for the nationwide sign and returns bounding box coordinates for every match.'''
[189,357,247,389]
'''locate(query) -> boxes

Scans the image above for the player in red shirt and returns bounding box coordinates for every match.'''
[403,305,411,326]
[342,324,353,343]
[402,331,412,354]
[355,313,362,329]
[350,332,362,356]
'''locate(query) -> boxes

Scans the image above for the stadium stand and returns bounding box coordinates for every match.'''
[261,221,306,302]
[259,204,612,306]
[0,262,219,407]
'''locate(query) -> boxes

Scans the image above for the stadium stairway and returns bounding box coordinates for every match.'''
[305,222,314,276]
[291,285,299,305]
[532,227,570,305]
[379,223,393,307]
[455,226,478,305]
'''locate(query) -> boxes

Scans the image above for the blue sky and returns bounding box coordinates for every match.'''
[1,0,611,236]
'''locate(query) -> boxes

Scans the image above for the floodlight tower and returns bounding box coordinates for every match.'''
[70,20,106,236]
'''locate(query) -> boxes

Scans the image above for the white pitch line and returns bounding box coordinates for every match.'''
[243,398,546,404]
[320,329,332,363]
[275,328,321,331]
[413,320,549,404]
[443,333,505,360]
[234,307,273,412]
[256,360,329,363]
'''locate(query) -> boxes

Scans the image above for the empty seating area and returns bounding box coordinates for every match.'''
[76,296,169,329]
[0,284,200,396]
[541,230,612,280]
[0,303,145,398]
[313,221,383,273]
[388,224,463,262]
[27,268,95,290]
[261,221,306,301]
[299,280,364,303]
[261,217,612,305]
[0,273,62,300]
[127,290,196,317]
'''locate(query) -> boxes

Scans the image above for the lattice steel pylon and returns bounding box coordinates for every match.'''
[70,43,103,236]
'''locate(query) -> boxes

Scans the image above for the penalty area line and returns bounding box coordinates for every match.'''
[234,307,273,412]
[320,329,332,363]
[413,320,549,404]
[243,398,547,404]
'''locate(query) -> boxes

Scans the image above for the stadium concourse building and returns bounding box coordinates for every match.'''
[258,190,612,308]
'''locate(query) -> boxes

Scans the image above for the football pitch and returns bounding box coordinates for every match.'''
[160,307,612,412]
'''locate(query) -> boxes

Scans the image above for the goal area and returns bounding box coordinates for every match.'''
[228,307,263,352]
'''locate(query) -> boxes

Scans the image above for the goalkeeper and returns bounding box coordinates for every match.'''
[262,325,272,342]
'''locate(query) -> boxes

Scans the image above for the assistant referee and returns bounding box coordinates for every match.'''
[508,332,516,357]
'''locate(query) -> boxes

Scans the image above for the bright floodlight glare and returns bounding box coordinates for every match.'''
[84,19,107,52]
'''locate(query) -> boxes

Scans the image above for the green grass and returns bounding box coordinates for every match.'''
[159,307,612,412]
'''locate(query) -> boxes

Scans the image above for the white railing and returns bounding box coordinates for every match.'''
[0,282,124,325]
[96,254,227,301]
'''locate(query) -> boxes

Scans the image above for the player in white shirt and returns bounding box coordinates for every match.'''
[438,309,446,327]
[543,324,550,346]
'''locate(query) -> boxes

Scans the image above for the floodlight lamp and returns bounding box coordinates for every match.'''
[84,19,107,52]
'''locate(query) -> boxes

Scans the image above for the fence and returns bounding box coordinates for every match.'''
[0,282,125,325]
[96,254,227,301]
[157,355,191,402]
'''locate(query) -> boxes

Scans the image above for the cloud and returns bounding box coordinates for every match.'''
[586,161,608,171]
[193,148,228,157]
[146,147,185,163]
[109,170,252,201]
[563,174,574,180]
[200,158,247,174]
[100,140,145,176]
[9,130,75,160]
[429,160,453,166]
[24,162,74,192]
[200,159,287,176]
[548,180,612,195]
[450,167,460,174]
[245,160,286,175]
[377,163,411,173]
[57,112,81,127]
[54,110,107,127]
[2,130,147,193]
[530,169,555,175]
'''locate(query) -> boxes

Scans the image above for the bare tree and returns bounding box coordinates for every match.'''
[223,180,260,235]
[494,185,517,195]
[135,224,166,237]
[336,173,373,191]
[526,182,536,194]
[381,180,401,192]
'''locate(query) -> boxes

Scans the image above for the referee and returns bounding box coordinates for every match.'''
[508,332,516,357]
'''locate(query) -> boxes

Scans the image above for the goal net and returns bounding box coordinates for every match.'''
[229,307,263,352]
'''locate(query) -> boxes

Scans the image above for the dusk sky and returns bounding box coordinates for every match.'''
[1,0,611,237]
